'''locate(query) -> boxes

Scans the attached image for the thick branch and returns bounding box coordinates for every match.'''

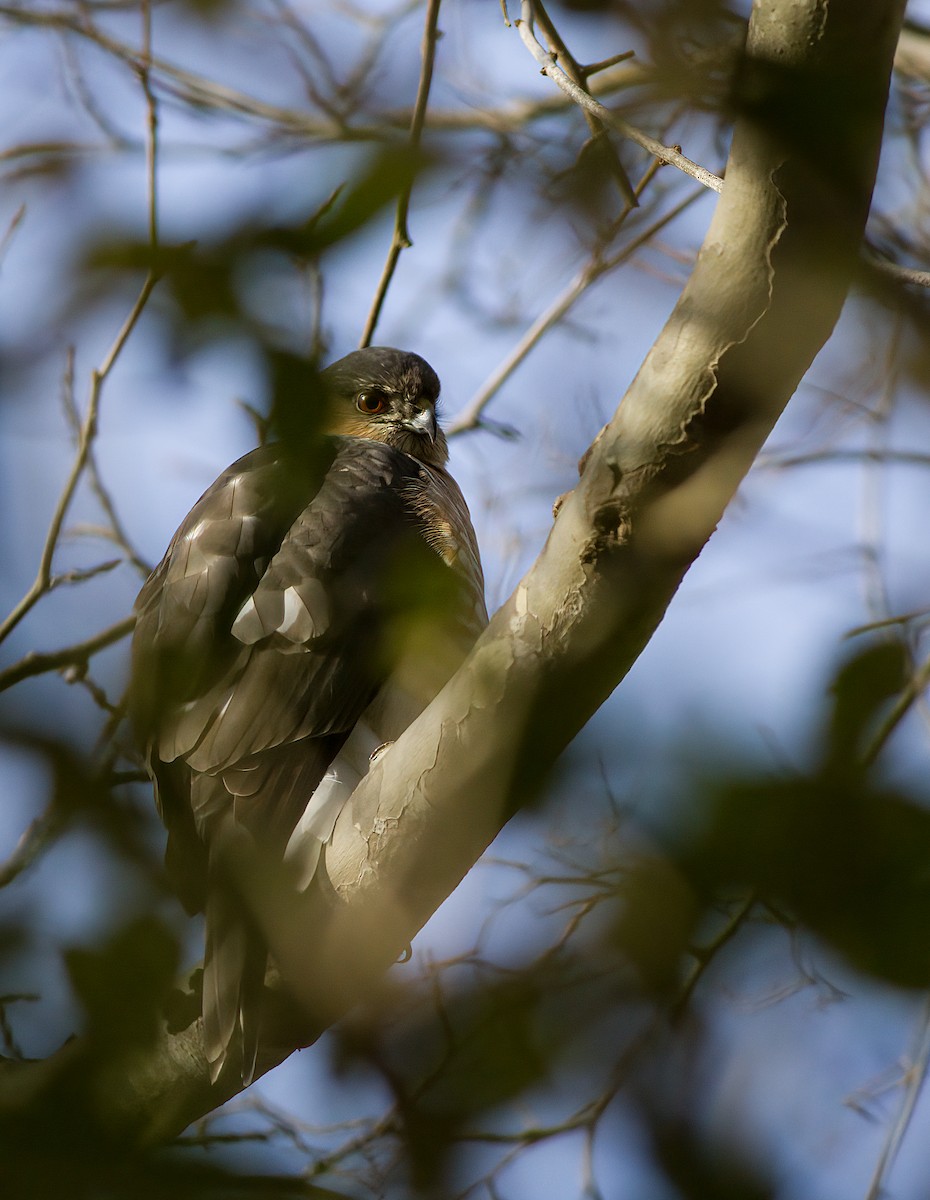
[312,0,904,1003]
[12,0,903,1145]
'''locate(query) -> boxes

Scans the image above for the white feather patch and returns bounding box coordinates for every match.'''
[231,594,265,644]
[279,580,330,642]
[279,585,315,641]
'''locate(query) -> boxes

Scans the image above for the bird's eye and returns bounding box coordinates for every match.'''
[356,390,387,415]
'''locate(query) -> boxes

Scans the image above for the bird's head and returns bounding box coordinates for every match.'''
[322,347,448,467]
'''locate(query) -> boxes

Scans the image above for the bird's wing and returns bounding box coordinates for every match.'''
[131,443,317,729]
[133,437,455,851]
[132,436,486,1083]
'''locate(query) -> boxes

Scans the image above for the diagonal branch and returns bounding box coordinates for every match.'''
[527,0,636,207]
[516,0,723,193]
[0,615,136,694]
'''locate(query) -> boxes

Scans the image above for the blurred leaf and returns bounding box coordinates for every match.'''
[826,640,907,768]
[611,854,699,994]
[65,916,179,1050]
[687,775,930,987]
[308,147,427,252]
[265,349,329,472]
[650,1115,773,1200]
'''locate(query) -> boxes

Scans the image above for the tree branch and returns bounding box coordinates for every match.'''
[515,0,724,193]
[0,615,135,693]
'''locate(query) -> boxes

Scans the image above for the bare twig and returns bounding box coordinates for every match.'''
[60,348,151,575]
[863,995,930,1200]
[866,252,930,289]
[758,448,930,471]
[138,0,159,251]
[846,608,930,638]
[863,650,930,766]
[359,0,443,347]
[673,896,757,1018]
[529,0,636,206]
[0,809,63,889]
[0,203,25,272]
[0,615,136,693]
[516,1,723,194]
[0,273,158,646]
[0,3,647,150]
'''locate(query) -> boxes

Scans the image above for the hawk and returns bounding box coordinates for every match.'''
[130,347,487,1084]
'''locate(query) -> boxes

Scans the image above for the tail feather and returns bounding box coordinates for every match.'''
[203,885,267,1085]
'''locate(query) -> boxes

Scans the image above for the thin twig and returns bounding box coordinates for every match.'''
[0,809,63,889]
[0,615,136,693]
[758,448,930,471]
[846,608,930,638]
[863,653,930,767]
[672,896,757,1018]
[359,0,442,347]
[0,274,158,646]
[529,0,635,206]
[866,252,930,290]
[0,203,25,272]
[1,3,645,146]
[138,0,159,251]
[516,1,723,194]
[60,346,151,574]
[863,995,930,1200]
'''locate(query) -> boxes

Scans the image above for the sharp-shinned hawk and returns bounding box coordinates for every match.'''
[130,347,487,1083]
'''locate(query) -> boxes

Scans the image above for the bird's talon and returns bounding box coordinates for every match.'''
[369,741,393,763]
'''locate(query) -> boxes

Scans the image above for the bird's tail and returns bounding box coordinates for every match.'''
[202,883,267,1085]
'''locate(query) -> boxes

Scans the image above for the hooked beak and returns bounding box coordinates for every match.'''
[403,406,437,443]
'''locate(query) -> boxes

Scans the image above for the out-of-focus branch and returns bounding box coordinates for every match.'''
[866,252,930,289]
[359,0,443,347]
[59,350,152,577]
[0,809,62,889]
[138,0,158,252]
[0,202,24,270]
[0,8,162,636]
[894,20,930,84]
[516,0,724,193]
[0,615,135,693]
[864,652,930,766]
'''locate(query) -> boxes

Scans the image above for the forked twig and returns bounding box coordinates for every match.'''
[516,0,723,194]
